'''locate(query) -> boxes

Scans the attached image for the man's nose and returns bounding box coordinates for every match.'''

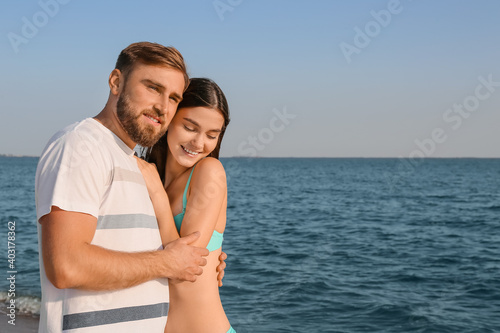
[153,97,171,119]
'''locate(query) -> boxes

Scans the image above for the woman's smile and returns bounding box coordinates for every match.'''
[181,145,200,157]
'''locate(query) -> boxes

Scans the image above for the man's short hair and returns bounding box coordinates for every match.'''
[115,41,189,89]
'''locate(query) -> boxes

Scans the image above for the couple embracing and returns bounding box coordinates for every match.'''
[35,42,236,332]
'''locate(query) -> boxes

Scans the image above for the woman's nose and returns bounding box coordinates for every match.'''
[191,134,204,150]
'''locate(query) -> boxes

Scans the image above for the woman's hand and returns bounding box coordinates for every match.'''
[134,156,166,199]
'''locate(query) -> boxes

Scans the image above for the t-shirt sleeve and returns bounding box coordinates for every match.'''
[36,131,106,221]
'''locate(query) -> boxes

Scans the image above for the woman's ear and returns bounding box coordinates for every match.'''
[108,69,122,96]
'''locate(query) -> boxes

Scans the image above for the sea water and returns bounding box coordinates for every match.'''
[1,156,499,332]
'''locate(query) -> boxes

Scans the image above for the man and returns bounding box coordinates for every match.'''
[35,42,226,332]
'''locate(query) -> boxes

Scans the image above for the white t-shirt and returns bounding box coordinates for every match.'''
[35,118,169,332]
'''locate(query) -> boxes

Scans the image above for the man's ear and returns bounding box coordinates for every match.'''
[109,69,122,96]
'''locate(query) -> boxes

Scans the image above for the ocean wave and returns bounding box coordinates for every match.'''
[0,291,40,316]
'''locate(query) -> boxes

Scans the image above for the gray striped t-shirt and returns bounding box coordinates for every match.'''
[35,118,169,332]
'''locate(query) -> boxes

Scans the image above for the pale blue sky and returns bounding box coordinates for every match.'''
[1,0,499,157]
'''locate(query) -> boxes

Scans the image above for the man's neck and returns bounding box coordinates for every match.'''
[94,103,136,149]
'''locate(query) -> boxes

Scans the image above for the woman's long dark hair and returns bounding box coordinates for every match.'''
[145,78,230,183]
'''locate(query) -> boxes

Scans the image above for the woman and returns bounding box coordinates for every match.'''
[136,78,235,333]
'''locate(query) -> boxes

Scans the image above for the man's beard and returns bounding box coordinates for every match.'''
[116,94,166,147]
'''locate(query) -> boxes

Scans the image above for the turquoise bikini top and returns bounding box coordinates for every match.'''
[173,165,224,252]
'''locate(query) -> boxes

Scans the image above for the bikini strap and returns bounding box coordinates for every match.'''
[181,165,197,211]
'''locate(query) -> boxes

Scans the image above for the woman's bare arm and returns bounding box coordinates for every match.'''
[180,157,227,249]
[136,156,227,286]
[135,156,180,246]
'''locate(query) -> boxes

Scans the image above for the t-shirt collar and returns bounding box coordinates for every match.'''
[88,118,136,156]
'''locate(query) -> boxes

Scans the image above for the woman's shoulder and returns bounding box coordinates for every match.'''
[196,157,225,171]
[192,157,227,186]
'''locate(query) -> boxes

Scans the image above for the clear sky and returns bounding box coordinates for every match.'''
[1,0,499,157]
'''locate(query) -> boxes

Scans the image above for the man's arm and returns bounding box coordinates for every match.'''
[41,206,209,291]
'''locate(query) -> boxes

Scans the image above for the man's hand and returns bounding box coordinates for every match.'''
[216,251,227,287]
[161,232,209,282]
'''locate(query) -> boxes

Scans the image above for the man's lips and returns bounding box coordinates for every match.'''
[143,114,161,125]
